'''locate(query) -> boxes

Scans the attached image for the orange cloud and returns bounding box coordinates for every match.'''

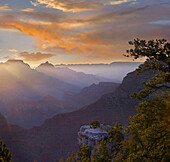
[0,4,11,11]
[18,52,55,61]
[21,8,34,12]
[0,7,142,54]
[8,49,19,52]
[0,3,169,62]
[30,0,136,12]
[109,0,135,5]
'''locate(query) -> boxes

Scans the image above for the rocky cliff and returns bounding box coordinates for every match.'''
[63,82,120,108]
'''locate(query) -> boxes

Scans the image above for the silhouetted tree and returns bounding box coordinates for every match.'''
[115,38,170,161]
[125,38,170,100]
[0,140,12,162]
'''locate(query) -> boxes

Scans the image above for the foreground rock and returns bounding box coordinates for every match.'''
[78,124,111,149]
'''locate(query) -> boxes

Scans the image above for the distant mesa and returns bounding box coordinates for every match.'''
[6,59,24,64]
[110,61,143,65]
[7,59,23,62]
[56,63,108,66]
[55,62,143,66]
[3,59,30,68]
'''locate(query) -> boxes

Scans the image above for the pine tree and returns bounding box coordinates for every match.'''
[91,140,111,162]
[91,146,99,162]
[115,38,170,161]
[90,120,100,129]
[77,143,91,162]
[107,122,124,158]
[0,140,12,162]
[98,140,111,162]
[59,157,64,162]
[125,38,170,100]
[71,151,76,162]
[118,93,170,161]
[66,153,72,162]
[61,39,170,161]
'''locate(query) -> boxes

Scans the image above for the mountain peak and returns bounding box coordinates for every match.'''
[37,61,54,68]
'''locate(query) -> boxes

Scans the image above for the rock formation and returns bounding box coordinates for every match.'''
[78,124,111,150]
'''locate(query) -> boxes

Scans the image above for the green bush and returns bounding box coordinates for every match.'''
[90,120,100,129]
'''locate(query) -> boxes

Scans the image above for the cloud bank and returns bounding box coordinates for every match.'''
[0,4,11,11]
[18,52,55,61]
[0,0,169,63]
[30,0,136,12]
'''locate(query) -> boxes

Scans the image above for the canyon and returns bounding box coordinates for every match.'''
[0,69,152,161]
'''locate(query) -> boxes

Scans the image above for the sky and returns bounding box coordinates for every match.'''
[0,0,169,66]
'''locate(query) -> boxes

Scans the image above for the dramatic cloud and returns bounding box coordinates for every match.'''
[0,1,169,63]
[8,49,19,52]
[17,52,55,61]
[30,0,136,12]
[109,0,136,5]
[0,4,11,11]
